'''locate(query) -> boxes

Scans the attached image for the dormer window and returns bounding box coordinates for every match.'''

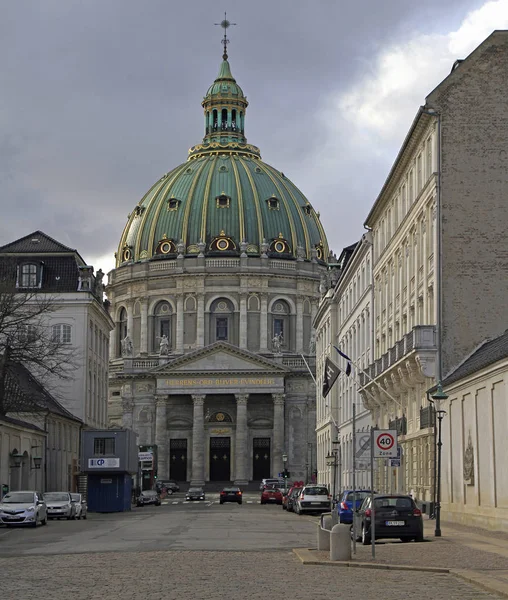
[134,205,145,217]
[266,196,280,210]
[216,193,231,208]
[303,204,312,215]
[167,197,181,211]
[18,263,41,289]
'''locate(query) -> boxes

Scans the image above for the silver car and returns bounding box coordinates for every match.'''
[70,493,87,519]
[0,490,47,527]
[44,491,76,520]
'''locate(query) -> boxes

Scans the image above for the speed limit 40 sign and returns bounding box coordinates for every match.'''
[373,430,398,458]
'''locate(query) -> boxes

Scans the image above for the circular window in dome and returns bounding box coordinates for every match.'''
[122,247,132,262]
[161,241,172,254]
[217,238,230,251]
[274,241,286,253]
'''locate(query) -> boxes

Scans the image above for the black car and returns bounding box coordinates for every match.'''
[355,494,423,544]
[286,487,303,512]
[136,490,161,507]
[186,487,205,501]
[219,487,242,505]
[156,480,180,494]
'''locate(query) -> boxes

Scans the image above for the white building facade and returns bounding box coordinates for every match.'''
[315,242,373,494]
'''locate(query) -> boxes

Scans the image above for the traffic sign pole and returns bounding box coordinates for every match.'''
[370,426,376,559]
[352,402,357,556]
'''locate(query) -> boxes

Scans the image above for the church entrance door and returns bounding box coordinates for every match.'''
[253,438,271,480]
[209,437,231,481]
[169,439,187,481]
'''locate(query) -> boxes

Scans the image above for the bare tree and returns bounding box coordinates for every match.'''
[0,274,78,415]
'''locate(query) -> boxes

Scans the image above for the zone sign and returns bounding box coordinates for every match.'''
[373,430,398,458]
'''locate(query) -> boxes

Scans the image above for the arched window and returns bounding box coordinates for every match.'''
[213,109,218,131]
[271,300,290,350]
[153,302,172,351]
[221,108,227,130]
[118,308,127,356]
[211,298,234,342]
[52,324,72,344]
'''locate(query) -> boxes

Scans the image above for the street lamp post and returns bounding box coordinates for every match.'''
[432,383,448,537]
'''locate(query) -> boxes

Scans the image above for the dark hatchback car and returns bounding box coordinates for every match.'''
[136,490,161,507]
[219,487,242,505]
[285,486,303,512]
[355,494,423,544]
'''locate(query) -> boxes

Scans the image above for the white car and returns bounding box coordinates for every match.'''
[0,490,47,527]
[70,493,88,519]
[44,491,76,520]
[294,485,331,515]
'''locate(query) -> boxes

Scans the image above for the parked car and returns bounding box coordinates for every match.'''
[259,478,281,491]
[0,491,47,527]
[337,490,373,523]
[294,485,330,515]
[355,494,424,544]
[186,487,205,501]
[156,480,180,494]
[261,485,283,505]
[219,487,242,505]
[44,492,76,520]
[70,493,88,520]
[136,490,161,507]
[285,486,303,512]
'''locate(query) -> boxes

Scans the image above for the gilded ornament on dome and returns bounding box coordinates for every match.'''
[246,244,258,254]
[139,250,149,259]
[187,245,199,254]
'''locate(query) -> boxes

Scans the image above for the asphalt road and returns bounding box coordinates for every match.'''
[0,492,317,555]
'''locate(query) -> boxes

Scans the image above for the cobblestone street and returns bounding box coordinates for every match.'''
[0,550,502,600]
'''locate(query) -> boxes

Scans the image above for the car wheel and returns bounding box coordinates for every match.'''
[238,501,242,505]
[400,537,410,543]
[361,524,371,546]
[415,532,424,542]
[83,514,87,520]
[41,516,47,526]
[295,504,300,515]
[167,489,173,495]
[220,501,223,504]
[260,501,265,505]
[67,515,72,520]
[31,514,39,528]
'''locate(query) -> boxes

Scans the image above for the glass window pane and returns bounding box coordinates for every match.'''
[216,317,228,340]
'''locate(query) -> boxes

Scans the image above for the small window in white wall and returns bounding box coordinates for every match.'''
[52,324,71,344]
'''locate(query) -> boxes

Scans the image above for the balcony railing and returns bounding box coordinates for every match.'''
[359,325,436,386]
[420,405,435,429]
[388,415,407,436]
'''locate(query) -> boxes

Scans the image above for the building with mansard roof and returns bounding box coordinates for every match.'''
[107,39,331,486]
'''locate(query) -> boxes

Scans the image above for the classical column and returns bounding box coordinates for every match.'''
[140,298,149,355]
[155,395,168,480]
[191,394,206,485]
[260,294,268,351]
[121,397,134,430]
[126,301,134,340]
[176,296,184,352]
[296,295,304,353]
[196,294,205,348]
[234,394,249,485]
[239,294,247,349]
[272,393,285,477]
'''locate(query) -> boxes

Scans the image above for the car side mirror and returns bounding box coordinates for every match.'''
[82,500,86,504]
[37,500,44,505]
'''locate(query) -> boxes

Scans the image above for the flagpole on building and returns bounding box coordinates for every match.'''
[333,346,402,408]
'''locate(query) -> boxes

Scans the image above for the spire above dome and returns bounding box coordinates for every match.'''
[188,15,261,160]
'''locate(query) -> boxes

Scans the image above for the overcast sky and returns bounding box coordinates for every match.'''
[2,0,507,274]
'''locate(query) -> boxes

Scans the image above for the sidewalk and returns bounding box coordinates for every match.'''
[294,517,508,597]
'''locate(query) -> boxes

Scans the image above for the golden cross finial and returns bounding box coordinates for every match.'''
[215,12,236,60]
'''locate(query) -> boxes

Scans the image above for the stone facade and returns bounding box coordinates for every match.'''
[331,32,508,503]
[315,241,373,492]
[107,259,322,484]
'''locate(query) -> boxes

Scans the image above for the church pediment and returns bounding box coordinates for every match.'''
[153,342,289,376]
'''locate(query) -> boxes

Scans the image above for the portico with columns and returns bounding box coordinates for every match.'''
[114,342,315,485]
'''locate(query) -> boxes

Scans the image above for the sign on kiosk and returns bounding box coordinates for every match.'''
[373,430,398,458]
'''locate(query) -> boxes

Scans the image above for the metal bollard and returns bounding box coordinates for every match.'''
[317,513,332,551]
[330,523,352,561]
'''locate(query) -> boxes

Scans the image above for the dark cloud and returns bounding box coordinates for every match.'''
[0,0,481,266]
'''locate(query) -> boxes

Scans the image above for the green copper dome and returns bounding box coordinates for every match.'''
[117,54,329,266]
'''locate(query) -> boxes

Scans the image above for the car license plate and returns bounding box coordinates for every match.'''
[385,520,404,526]
[311,502,321,505]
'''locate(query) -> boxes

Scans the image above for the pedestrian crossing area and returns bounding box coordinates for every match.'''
[161,499,268,505]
